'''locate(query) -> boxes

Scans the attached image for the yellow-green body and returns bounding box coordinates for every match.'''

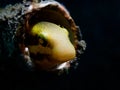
[28,22,76,69]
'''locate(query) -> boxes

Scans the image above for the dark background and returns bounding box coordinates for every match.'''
[0,0,120,89]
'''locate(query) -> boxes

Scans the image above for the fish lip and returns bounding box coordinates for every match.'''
[25,49,75,72]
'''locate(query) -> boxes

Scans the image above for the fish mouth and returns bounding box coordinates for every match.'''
[25,51,73,72]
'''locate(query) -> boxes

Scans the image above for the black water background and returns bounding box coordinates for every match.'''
[0,0,120,89]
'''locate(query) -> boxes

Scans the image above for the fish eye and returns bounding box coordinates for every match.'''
[38,38,48,47]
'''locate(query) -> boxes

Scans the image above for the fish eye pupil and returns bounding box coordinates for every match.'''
[39,38,48,47]
[39,39,44,45]
[37,35,48,47]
